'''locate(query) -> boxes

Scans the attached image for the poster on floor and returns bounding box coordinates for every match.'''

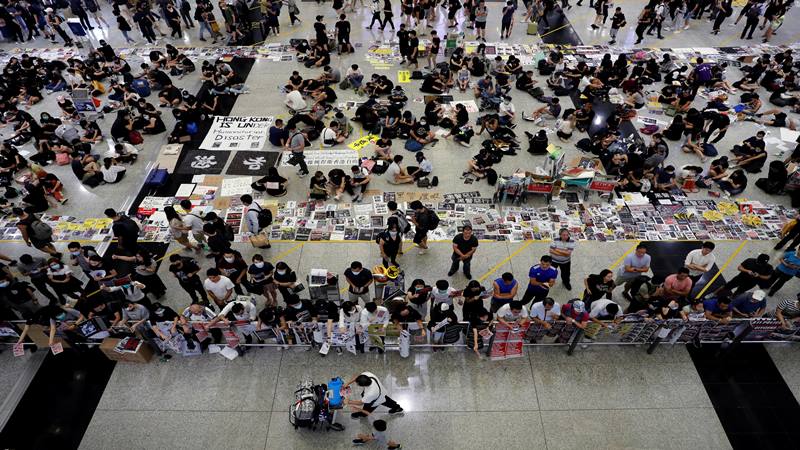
[279,149,360,167]
[226,151,280,176]
[200,116,274,151]
[489,322,529,361]
[176,149,231,175]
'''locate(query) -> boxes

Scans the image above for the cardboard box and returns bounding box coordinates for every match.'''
[99,338,154,363]
[26,324,70,349]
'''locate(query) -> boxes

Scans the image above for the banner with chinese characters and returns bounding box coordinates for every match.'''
[200,116,274,151]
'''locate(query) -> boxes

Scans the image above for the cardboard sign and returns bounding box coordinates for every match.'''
[397,70,411,83]
[348,134,379,151]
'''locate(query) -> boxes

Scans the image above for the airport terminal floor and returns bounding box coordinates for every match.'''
[2,0,800,448]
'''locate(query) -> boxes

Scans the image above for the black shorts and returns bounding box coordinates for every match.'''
[413,227,428,244]
[30,237,52,250]
[476,21,486,29]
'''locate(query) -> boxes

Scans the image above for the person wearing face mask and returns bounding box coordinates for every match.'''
[448,225,479,279]
[113,249,167,299]
[360,301,390,352]
[376,220,402,268]
[247,254,276,305]
[344,261,374,305]
[17,253,60,305]
[216,250,248,296]
[0,272,41,319]
[405,279,432,319]
[16,303,83,349]
[46,258,83,305]
[102,280,150,309]
[405,117,437,152]
[169,254,209,306]
[273,261,299,302]
[338,300,365,352]
[654,298,688,320]
[280,294,318,346]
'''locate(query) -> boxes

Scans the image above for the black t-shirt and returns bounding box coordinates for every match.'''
[409,37,420,57]
[248,262,275,284]
[452,234,479,255]
[740,258,773,278]
[2,281,35,304]
[274,269,297,285]
[585,274,614,301]
[217,257,247,282]
[283,300,317,322]
[149,305,179,325]
[314,22,326,40]
[744,136,765,151]
[335,20,350,37]
[112,217,139,244]
[328,168,346,186]
[414,123,430,138]
[169,258,200,282]
[258,306,281,326]
[207,233,231,254]
[391,306,422,323]
[315,300,340,322]
[344,268,373,293]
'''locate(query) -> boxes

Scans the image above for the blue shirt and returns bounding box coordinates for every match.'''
[777,250,800,276]
[528,265,558,293]
[269,126,288,147]
[703,298,730,315]
[731,293,766,315]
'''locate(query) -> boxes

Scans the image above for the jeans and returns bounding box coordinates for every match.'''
[121,30,134,42]
[449,254,472,276]
[199,20,211,39]
[181,10,194,27]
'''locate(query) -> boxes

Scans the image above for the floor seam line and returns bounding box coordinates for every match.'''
[528,353,548,450]
[264,350,284,450]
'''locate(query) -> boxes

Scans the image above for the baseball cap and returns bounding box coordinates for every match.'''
[45,7,53,12]
[752,290,766,301]
[572,300,585,313]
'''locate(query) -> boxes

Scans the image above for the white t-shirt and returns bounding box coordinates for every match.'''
[496,304,529,322]
[499,102,516,117]
[321,127,337,147]
[358,371,386,405]
[684,249,715,277]
[589,299,623,319]
[530,301,562,322]
[101,164,126,183]
[386,162,402,184]
[182,212,204,233]
[286,90,306,110]
[204,276,235,299]
[431,287,457,306]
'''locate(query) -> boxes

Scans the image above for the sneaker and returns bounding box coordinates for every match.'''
[351,412,367,419]
[353,439,366,445]
[418,248,427,255]
[447,271,456,276]
[388,407,404,415]
[465,273,472,280]
[564,283,572,291]
[298,171,308,178]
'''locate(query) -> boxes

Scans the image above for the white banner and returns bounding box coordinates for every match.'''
[200,116,273,151]
[279,149,360,167]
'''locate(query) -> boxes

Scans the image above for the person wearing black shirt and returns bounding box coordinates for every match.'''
[246,254,275,302]
[407,31,420,69]
[168,254,209,305]
[203,223,231,261]
[344,261,373,304]
[144,302,184,359]
[377,221,403,268]
[281,294,317,326]
[0,277,40,319]
[583,269,615,308]
[717,254,773,296]
[87,297,122,327]
[105,209,139,252]
[391,304,424,333]
[216,250,248,295]
[273,261,299,302]
[313,15,328,47]
[469,308,493,354]
[410,200,437,252]
[461,279,487,321]
[448,226,479,279]
[335,14,351,53]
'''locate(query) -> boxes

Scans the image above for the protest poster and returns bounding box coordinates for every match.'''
[200,116,274,151]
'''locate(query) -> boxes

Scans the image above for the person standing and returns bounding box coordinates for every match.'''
[14,207,59,257]
[775,215,800,251]
[646,0,666,38]
[608,6,626,45]
[767,249,800,297]
[336,14,351,53]
[345,372,404,417]
[615,243,651,298]
[168,254,209,306]
[684,241,716,286]
[711,0,732,34]
[448,225,478,279]
[500,0,515,39]
[179,0,195,28]
[409,200,439,254]
[634,4,653,45]
[717,254,772,296]
[381,0,395,30]
[344,261,374,304]
[240,194,271,248]
[367,0,382,29]
[180,200,207,249]
[474,1,487,41]
[521,256,558,306]
[740,0,760,39]
[549,228,575,290]
[70,0,94,30]
[377,221,403,268]
[133,5,158,44]
[286,123,309,177]
[491,272,518,312]
[426,30,440,69]
[45,8,74,46]
[17,254,60,305]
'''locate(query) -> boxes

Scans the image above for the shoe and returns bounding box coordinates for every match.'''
[418,249,427,255]
[608,40,616,44]
[353,439,366,445]
[447,271,456,276]
[564,283,572,291]
[465,273,472,280]
[351,412,367,419]
[199,37,206,41]
[298,171,308,178]
[388,407,404,415]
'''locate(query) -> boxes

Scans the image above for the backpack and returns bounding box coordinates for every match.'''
[253,204,273,228]
[427,210,440,230]
[290,380,319,429]
[392,211,411,234]
[30,218,53,240]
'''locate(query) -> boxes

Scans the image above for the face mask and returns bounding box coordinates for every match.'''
[50,264,60,270]
[292,303,303,309]
[351,270,361,275]
[0,281,9,288]
[389,231,398,238]
[669,303,679,310]
[254,262,264,268]
[224,257,235,263]
[70,251,80,256]
[277,270,286,276]
[55,312,67,321]
[154,308,165,315]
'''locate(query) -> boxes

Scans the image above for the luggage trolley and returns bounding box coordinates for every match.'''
[308,269,341,304]
[372,265,404,303]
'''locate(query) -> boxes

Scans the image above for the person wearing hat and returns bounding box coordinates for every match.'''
[560,300,590,329]
[45,7,74,46]
[716,254,773,296]
[731,290,768,318]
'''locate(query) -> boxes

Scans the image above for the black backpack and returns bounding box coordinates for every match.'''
[427,210,440,230]
[254,204,273,228]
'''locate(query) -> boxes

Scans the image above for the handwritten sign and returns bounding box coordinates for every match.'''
[397,70,411,83]
[348,134,379,151]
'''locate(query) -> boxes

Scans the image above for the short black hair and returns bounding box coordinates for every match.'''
[678,267,690,275]
[510,301,522,310]
[540,255,552,263]
[702,241,716,250]
[206,268,221,276]
[104,208,117,218]
[606,303,620,315]
[365,302,378,313]
[373,420,387,432]
[350,261,363,270]
[501,272,514,282]
[636,243,648,251]
[169,254,182,262]
[240,194,253,204]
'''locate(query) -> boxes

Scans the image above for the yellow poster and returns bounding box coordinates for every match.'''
[348,134,379,151]
[397,70,411,83]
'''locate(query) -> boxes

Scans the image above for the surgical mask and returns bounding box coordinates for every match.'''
[0,281,8,288]
[55,312,66,321]
[277,270,286,275]
[351,270,361,276]
[292,303,303,309]
[254,262,264,268]
[669,303,679,310]
[389,231,398,238]
[70,251,80,256]
[50,264,60,270]
[224,257,235,263]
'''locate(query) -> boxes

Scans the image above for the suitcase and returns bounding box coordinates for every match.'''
[527,22,538,35]
[144,168,169,188]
